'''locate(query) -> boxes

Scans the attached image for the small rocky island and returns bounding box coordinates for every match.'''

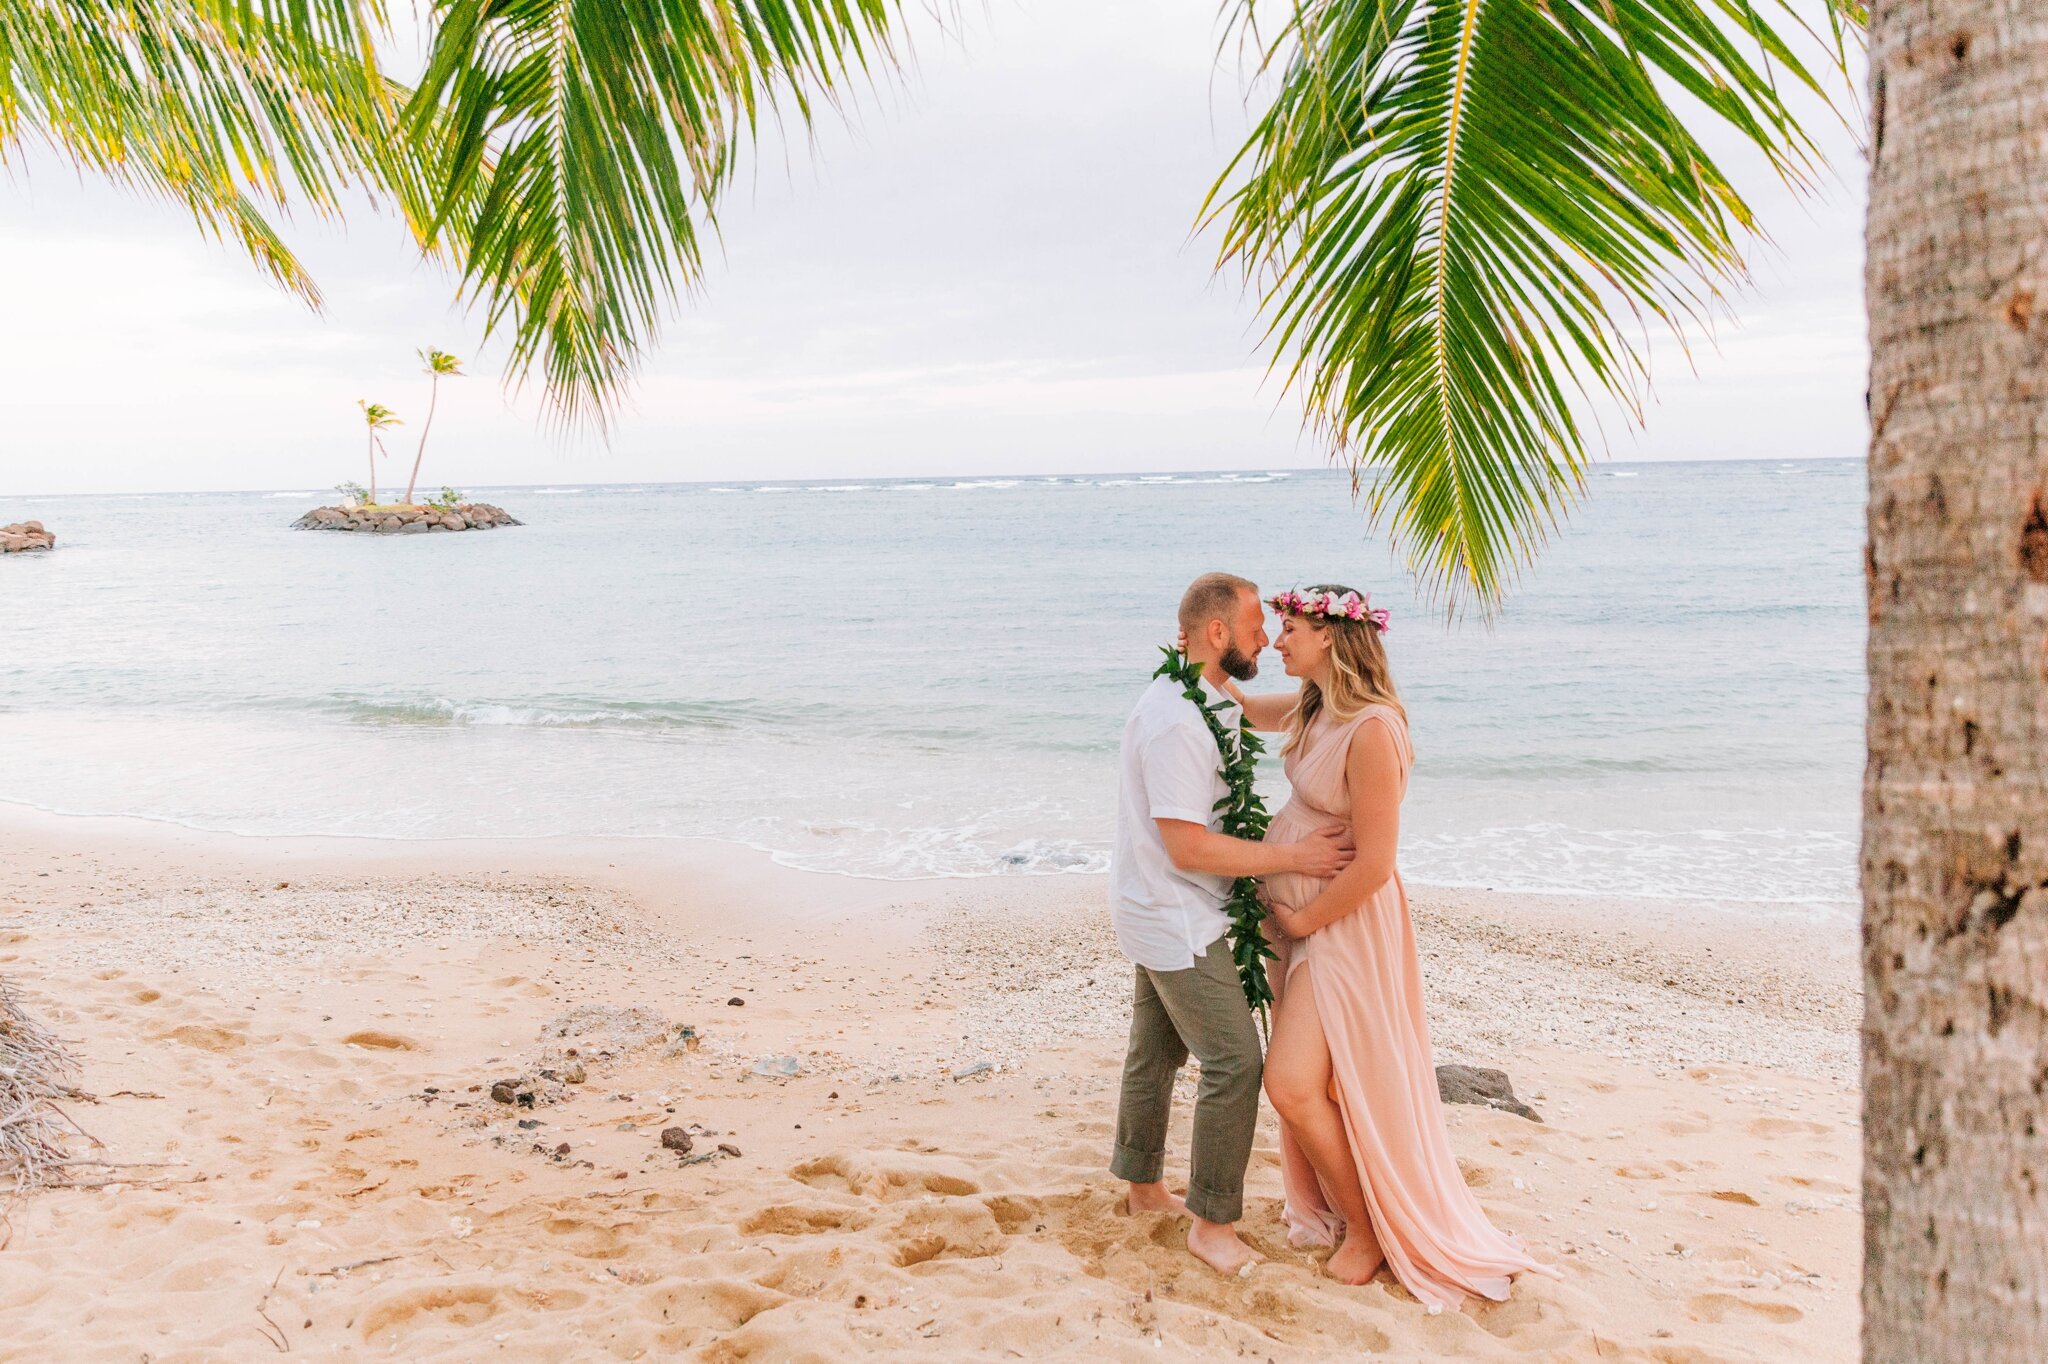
[292,503,521,534]
[2,521,55,553]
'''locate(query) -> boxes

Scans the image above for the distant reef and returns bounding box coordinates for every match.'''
[2,521,54,553]
[292,503,522,534]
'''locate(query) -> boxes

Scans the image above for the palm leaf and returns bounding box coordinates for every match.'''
[404,0,898,426]
[0,1,412,307]
[1214,0,1859,612]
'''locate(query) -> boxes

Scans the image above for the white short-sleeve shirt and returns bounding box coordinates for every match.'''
[1110,673,1238,971]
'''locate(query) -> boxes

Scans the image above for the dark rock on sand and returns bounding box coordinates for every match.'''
[1436,1064,1542,1122]
[660,1127,693,1153]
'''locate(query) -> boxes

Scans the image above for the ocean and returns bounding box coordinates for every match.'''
[0,461,1865,914]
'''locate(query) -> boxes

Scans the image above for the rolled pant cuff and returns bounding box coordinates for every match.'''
[1184,1182,1243,1226]
[1109,1143,1165,1186]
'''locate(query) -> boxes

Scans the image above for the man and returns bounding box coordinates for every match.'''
[1109,571,1355,1274]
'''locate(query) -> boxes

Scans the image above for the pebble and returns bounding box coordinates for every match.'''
[660,1128,693,1153]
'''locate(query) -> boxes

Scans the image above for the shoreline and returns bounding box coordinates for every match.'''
[0,797,1858,921]
[0,800,1861,1359]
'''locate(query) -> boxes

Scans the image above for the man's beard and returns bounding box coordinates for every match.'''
[1220,644,1260,682]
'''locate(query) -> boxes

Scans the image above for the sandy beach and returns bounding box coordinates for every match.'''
[0,802,1861,1361]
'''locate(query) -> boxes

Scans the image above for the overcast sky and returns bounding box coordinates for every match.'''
[0,1,1869,497]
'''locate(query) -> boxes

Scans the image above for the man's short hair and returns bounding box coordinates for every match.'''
[1178,572,1258,635]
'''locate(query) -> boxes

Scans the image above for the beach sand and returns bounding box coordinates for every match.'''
[0,804,1860,1361]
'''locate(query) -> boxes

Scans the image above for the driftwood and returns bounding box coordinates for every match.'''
[1,975,82,1200]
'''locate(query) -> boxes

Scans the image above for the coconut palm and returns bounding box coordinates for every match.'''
[0,1,896,417]
[1860,2,2047,1357]
[358,401,401,506]
[403,349,464,505]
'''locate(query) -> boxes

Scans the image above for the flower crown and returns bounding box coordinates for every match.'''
[1268,587,1390,633]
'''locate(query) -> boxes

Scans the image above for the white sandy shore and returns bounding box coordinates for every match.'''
[0,804,1860,1361]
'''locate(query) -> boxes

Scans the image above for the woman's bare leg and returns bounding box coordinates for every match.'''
[1265,965,1385,1284]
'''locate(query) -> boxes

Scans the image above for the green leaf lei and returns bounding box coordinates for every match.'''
[1153,646,1278,1029]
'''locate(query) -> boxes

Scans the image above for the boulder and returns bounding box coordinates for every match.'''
[397,521,430,534]
[1,521,55,552]
[1435,1064,1542,1122]
[441,515,467,531]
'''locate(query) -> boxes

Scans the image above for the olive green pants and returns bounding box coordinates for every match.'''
[1109,935,1263,1224]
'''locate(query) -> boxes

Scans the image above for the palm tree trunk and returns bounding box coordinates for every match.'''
[404,377,439,506]
[367,429,378,506]
[1863,1,2048,1357]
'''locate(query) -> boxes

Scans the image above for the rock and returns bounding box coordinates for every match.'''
[563,1059,587,1084]
[1435,1064,1542,1122]
[726,997,745,1008]
[490,1079,519,1104]
[1,521,56,552]
[951,1061,995,1081]
[554,1142,571,1158]
[660,1127,693,1153]
[751,1056,801,1080]
[290,503,519,534]
[717,1143,742,1158]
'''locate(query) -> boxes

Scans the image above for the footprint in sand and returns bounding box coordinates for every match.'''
[358,1283,504,1342]
[640,1278,789,1343]
[341,1030,419,1051]
[157,1022,249,1052]
[1685,1291,1803,1324]
[737,1203,872,1236]
[1745,1117,1831,1138]
[1703,1189,1761,1207]
[886,1201,1007,1266]
[790,1153,981,1201]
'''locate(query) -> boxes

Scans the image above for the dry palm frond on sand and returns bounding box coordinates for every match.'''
[1,975,80,1201]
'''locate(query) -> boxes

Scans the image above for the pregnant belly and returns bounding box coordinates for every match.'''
[1262,799,1335,914]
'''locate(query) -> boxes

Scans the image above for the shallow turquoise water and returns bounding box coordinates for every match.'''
[0,461,1864,910]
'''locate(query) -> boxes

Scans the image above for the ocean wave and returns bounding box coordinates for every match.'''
[265,491,324,499]
[1399,822,1857,910]
[533,487,584,494]
[309,694,758,732]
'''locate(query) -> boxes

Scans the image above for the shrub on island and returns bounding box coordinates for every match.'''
[293,502,521,534]
[2,521,55,553]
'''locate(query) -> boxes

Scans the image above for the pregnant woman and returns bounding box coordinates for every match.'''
[1224,585,1552,1312]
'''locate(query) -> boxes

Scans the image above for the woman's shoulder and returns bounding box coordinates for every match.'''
[1338,704,1410,754]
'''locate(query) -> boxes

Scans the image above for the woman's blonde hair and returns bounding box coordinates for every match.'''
[1282,583,1405,754]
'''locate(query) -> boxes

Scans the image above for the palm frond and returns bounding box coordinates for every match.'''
[405,0,899,427]
[0,1,410,308]
[1214,0,1859,613]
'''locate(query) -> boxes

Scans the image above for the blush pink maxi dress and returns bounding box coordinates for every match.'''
[1261,703,1552,1312]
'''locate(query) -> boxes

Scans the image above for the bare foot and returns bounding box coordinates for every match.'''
[1125,1182,1188,1217]
[1187,1217,1263,1276]
[1326,1228,1385,1285]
